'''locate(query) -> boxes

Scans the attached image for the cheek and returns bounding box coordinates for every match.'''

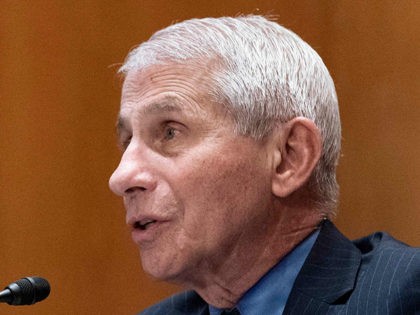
[178,153,271,240]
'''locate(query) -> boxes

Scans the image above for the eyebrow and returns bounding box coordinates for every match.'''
[115,96,184,136]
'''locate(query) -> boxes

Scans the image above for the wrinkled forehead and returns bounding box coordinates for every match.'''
[118,63,231,125]
[121,62,215,101]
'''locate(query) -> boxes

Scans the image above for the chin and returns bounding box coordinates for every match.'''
[141,252,183,282]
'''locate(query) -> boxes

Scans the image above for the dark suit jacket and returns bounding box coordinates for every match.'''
[139,221,420,314]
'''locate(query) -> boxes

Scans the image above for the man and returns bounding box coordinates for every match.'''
[109,16,419,314]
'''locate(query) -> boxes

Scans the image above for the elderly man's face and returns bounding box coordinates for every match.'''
[109,63,275,284]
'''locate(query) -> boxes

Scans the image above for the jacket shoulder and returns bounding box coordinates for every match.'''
[138,290,208,315]
[353,231,420,289]
[351,231,420,313]
[353,231,420,266]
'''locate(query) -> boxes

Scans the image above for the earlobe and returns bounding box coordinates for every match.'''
[271,118,322,198]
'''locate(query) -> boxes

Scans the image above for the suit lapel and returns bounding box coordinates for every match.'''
[283,220,362,314]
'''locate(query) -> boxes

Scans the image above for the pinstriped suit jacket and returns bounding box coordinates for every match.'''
[139,221,420,314]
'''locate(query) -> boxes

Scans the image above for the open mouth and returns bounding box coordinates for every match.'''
[134,219,157,230]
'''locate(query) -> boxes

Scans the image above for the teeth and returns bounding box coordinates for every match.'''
[140,219,154,225]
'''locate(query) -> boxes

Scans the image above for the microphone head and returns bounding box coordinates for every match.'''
[6,276,50,305]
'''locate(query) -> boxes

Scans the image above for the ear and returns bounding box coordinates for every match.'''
[271,117,322,198]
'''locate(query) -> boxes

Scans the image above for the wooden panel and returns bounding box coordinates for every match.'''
[329,1,420,244]
[0,1,418,314]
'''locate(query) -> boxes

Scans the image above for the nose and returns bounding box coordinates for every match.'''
[109,144,157,197]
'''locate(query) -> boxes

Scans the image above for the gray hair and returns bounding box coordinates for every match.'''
[119,15,341,216]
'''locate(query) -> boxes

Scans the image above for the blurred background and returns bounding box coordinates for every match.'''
[0,0,419,314]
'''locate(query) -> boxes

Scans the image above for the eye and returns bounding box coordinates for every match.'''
[164,126,177,140]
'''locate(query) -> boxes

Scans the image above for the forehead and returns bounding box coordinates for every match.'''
[119,63,224,122]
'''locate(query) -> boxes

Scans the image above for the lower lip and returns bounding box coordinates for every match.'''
[131,221,168,244]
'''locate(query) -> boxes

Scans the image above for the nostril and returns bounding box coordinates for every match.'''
[125,186,147,194]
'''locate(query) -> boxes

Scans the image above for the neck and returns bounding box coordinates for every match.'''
[182,206,323,308]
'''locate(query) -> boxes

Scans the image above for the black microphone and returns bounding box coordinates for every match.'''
[0,277,50,305]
